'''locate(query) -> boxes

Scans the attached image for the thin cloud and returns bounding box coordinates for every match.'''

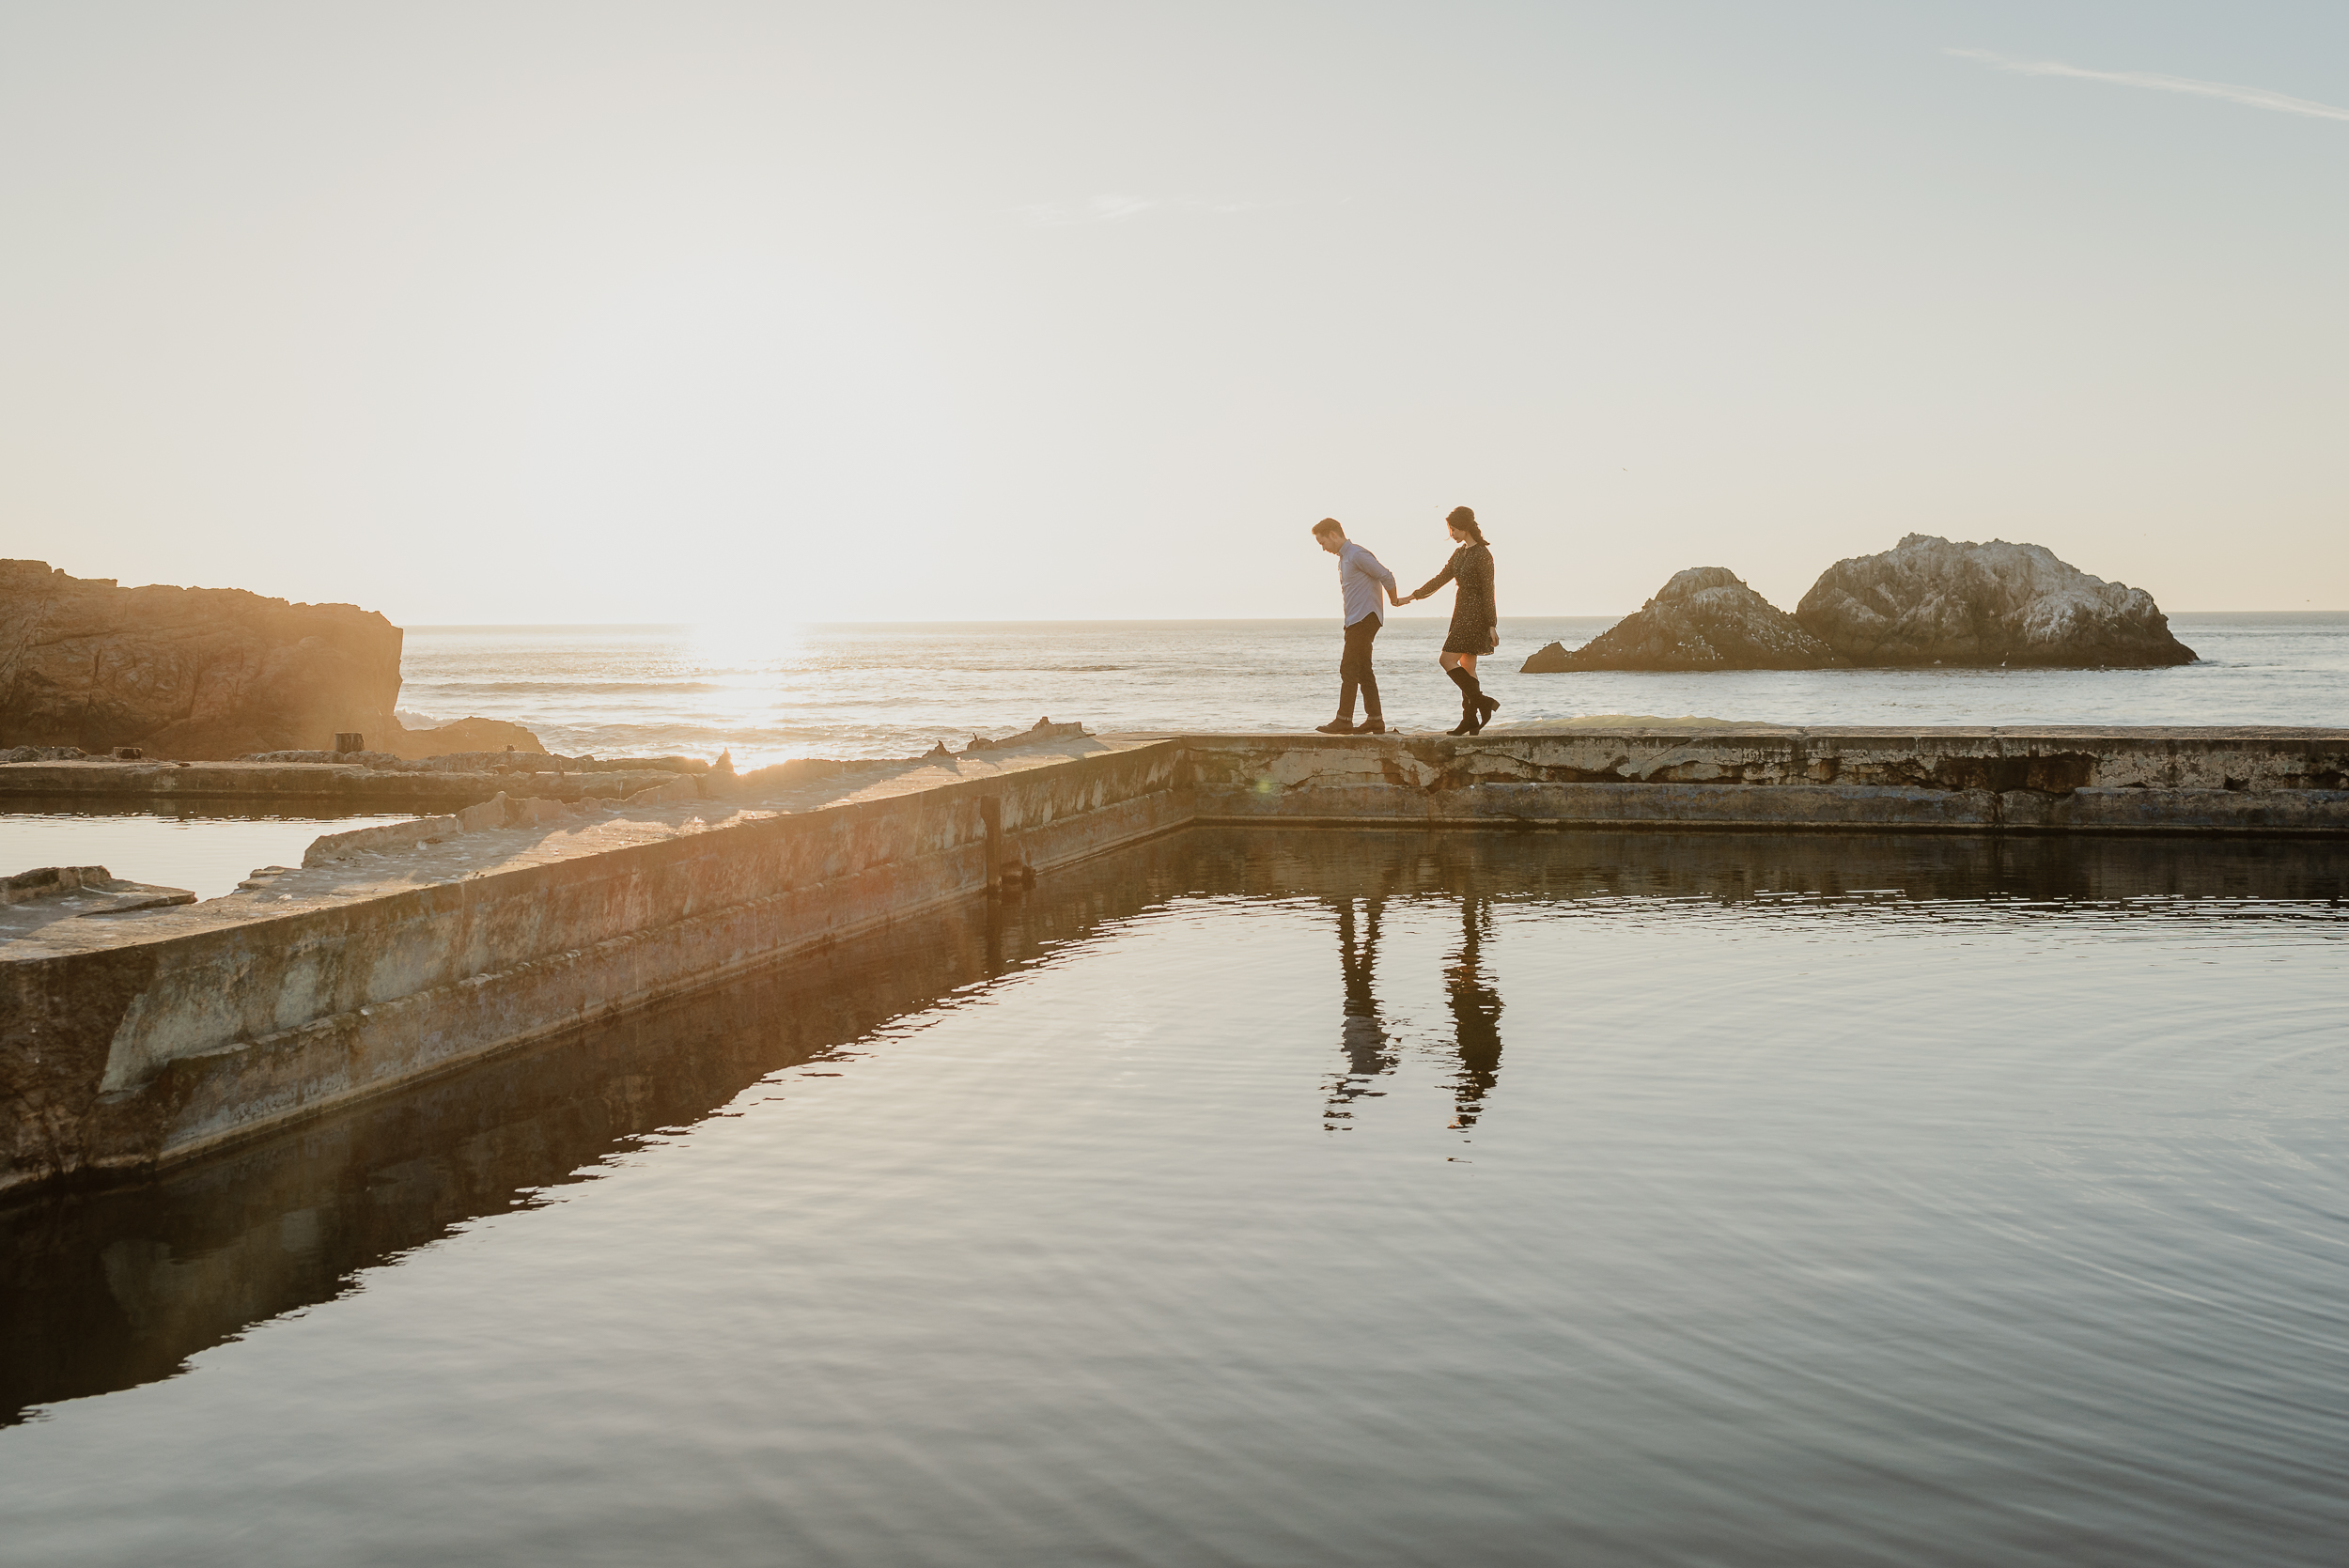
[1013,194,1283,227]
[1948,47,2349,123]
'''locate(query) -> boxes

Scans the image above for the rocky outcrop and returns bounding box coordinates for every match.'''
[961,717,1090,752]
[1521,567,1844,673]
[1796,536,2196,667]
[381,714,543,757]
[0,561,402,758]
[0,561,547,759]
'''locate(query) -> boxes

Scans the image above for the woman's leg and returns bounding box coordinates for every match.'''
[1461,652,1499,726]
[1440,650,1479,735]
[1442,651,1496,735]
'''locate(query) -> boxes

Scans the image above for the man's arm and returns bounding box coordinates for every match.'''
[1359,550,1402,605]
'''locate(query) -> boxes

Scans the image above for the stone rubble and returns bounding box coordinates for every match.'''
[0,864,196,916]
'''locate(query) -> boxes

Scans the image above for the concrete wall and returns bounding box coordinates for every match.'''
[0,758,687,810]
[1,828,1224,1421]
[7,724,2347,1200]
[1183,729,2349,835]
[2,740,1184,1196]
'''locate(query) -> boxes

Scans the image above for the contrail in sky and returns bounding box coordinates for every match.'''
[1948,47,2349,123]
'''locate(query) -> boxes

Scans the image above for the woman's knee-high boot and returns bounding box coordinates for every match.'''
[1456,666,1494,732]
[1459,668,1491,734]
[1445,665,1478,736]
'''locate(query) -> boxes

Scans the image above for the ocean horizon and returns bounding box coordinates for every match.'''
[394,613,2349,769]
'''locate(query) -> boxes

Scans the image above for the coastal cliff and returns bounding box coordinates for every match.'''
[0,562,541,759]
[0,561,404,758]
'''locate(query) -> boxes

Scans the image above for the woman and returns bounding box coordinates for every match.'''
[1400,505,1500,736]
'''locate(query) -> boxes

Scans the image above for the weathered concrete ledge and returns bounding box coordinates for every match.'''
[0,758,694,810]
[1192,724,2349,793]
[1183,726,2349,835]
[7,724,2346,1198]
[4,737,1186,1196]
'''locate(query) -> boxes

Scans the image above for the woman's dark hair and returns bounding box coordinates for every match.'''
[1446,505,1487,545]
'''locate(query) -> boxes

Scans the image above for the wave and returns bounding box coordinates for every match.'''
[398,680,736,694]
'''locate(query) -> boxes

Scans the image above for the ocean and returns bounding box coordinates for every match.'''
[397,613,2349,766]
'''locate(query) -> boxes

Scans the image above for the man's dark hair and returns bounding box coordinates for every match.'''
[1311,518,1345,538]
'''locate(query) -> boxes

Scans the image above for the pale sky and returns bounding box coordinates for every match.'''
[5,1,2345,624]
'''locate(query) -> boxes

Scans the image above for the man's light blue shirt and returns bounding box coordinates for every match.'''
[1337,540,1398,629]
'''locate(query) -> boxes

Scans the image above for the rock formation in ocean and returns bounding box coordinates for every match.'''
[1520,567,1845,673]
[381,714,543,758]
[0,561,545,758]
[1794,536,2196,668]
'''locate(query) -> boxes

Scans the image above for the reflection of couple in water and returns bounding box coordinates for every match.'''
[1311,506,1501,737]
[1325,893,1503,1132]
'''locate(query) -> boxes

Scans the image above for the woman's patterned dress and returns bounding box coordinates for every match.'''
[1415,543,1497,655]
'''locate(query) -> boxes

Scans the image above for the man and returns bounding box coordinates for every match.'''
[1311,517,1403,735]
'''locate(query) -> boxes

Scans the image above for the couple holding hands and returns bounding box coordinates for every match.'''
[1312,505,1500,737]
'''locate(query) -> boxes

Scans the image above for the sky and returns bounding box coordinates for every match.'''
[3,1,2345,624]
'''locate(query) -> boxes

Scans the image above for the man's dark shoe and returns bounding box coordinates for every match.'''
[1358,718,1388,735]
[1315,719,1359,735]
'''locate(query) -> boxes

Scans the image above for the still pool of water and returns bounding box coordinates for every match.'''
[4,830,2346,1566]
[0,804,418,903]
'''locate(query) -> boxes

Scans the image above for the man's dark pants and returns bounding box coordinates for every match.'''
[1338,614,1381,722]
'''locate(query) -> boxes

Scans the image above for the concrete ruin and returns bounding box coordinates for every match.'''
[6,723,2346,1198]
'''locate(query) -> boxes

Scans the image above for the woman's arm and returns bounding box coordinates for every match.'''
[1474,549,1498,644]
[1411,558,1458,601]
